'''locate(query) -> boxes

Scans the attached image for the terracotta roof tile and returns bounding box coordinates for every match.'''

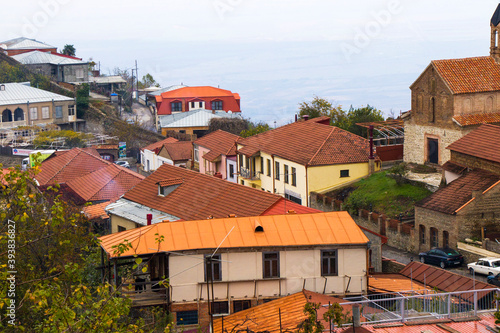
[433,56,500,94]
[194,130,241,157]
[441,161,468,175]
[262,198,322,215]
[83,202,110,220]
[213,290,354,332]
[159,86,239,99]
[368,274,432,293]
[237,121,372,166]
[142,137,178,152]
[156,178,183,187]
[202,150,221,162]
[415,169,500,214]
[447,124,500,163]
[123,164,286,220]
[100,212,369,258]
[91,144,118,150]
[159,141,193,161]
[453,112,500,126]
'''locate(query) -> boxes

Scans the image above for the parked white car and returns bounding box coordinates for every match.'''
[467,257,500,276]
[114,160,130,168]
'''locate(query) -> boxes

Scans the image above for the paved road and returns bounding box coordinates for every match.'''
[382,245,488,283]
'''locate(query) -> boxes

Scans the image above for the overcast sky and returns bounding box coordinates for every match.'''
[2,0,499,123]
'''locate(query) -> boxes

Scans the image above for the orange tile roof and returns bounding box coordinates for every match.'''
[432,56,500,94]
[368,274,432,293]
[142,137,179,152]
[91,144,118,150]
[122,163,285,220]
[213,290,353,333]
[83,202,110,220]
[36,147,144,204]
[159,86,239,99]
[415,169,500,214]
[194,130,241,157]
[159,141,193,161]
[447,124,500,163]
[99,212,369,258]
[237,121,372,166]
[453,112,500,126]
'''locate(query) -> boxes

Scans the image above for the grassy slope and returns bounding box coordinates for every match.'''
[344,171,432,218]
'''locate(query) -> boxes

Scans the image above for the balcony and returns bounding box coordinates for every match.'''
[239,167,261,187]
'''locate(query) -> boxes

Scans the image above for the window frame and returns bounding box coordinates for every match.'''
[275,161,280,180]
[229,163,234,178]
[340,169,350,178]
[321,250,338,276]
[30,107,38,120]
[176,310,198,325]
[211,301,229,315]
[284,165,289,184]
[193,145,199,162]
[233,300,251,313]
[211,100,223,110]
[263,252,280,279]
[205,254,222,282]
[171,101,182,112]
[267,159,271,177]
[68,105,75,116]
[291,167,297,186]
[42,106,50,119]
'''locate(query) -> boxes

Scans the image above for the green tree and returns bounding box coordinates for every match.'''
[240,121,271,138]
[62,44,76,57]
[138,74,160,89]
[334,105,384,137]
[76,83,90,118]
[208,117,248,135]
[298,96,345,124]
[299,302,324,333]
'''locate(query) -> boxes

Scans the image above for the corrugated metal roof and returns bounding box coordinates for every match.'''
[89,76,127,84]
[147,85,187,96]
[99,211,369,258]
[159,109,242,128]
[12,51,86,65]
[0,82,73,106]
[0,37,55,50]
[105,198,180,226]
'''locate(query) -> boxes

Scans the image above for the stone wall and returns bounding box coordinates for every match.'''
[381,259,406,274]
[414,206,457,253]
[451,151,500,175]
[403,122,468,165]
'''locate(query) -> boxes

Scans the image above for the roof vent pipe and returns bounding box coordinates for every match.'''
[303,115,309,121]
[254,220,264,232]
[0,84,5,91]
[352,304,361,328]
[147,214,153,226]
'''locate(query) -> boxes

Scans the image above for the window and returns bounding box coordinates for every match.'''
[291,167,297,186]
[2,109,12,122]
[211,100,223,110]
[42,106,50,119]
[229,164,234,178]
[176,310,198,325]
[321,250,337,276]
[443,231,449,248]
[146,160,150,171]
[68,105,75,116]
[430,97,435,123]
[263,252,280,278]
[211,301,229,315]
[430,228,438,248]
[76,68,84,79]
[419,225,426,245]
[267,159,271,176]
[233,300,251,313]
[260,158,263,174]
[118,226,126,232]
[275,161,280,180]
[30,107,38,120]
[238,155,243,170]
[340,170,350,178]
[14,108,24,121]
[171,101,182,112]
[284,165,289,184]
[194,146,199,162]
[205,254,221,282]
[191,101,195,108]
[55,106,63,119]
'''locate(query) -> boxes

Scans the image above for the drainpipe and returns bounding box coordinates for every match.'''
[305,165,309,206]
[368,125,375,175]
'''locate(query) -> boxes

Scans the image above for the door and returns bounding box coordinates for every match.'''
[427,138,438,164]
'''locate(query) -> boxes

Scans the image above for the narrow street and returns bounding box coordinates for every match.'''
[382,245,488,283]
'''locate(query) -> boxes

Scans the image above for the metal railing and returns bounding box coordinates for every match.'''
[337,288,500,325]
[239,167,259,180]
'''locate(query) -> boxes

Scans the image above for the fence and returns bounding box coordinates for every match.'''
[338,288,500,325]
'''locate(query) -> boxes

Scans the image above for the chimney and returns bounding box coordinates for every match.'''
[146,214,153,226]
[352,304,361,328]
[287,210,296,214]
[295,114,298,122]
[368,125,375,175]
[0,84,5,91]
[303,115,309,121]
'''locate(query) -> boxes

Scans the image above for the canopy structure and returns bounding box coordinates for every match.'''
[356,119,404,146]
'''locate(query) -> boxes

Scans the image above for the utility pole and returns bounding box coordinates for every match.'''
[135,60,139,101]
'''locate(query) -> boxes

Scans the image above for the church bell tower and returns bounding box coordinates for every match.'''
[491,4,500,62]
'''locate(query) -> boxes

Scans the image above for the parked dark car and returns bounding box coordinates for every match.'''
[487,273,500,287]
[419,248,464,269]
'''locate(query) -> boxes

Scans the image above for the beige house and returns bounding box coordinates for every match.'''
[99,211,370,329]
[0,82,78,136]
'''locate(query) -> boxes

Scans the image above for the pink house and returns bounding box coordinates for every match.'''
[193,130,241,183]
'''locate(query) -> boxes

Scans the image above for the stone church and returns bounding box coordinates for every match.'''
[403,4,500,166]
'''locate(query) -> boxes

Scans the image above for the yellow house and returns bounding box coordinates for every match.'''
[237,118,380,206]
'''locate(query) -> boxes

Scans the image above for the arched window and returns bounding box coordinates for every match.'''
[486,96,494,113]
[430,227,438,248]
[2,109,12,122]
[211,99,223,110]
[14,108,24,121]
[430,97,435,122]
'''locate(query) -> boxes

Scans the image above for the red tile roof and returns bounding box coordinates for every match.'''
[415,169,500,214]
[157,178,184,187]
[262,198,322,215]
[159,141,193,161]
[432,56,500,94]
[159,86,240,100]
[453,112,500,126]
[122,164,313,221]
[238,121,373,166]
[142,137,179,152]
[36,147,144,204]
[447,124,500,164]
[212,290,353,333]
[91,144,118,150]
[441,161,468,175]
[194,129,241,157]
[83,202,110,220]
